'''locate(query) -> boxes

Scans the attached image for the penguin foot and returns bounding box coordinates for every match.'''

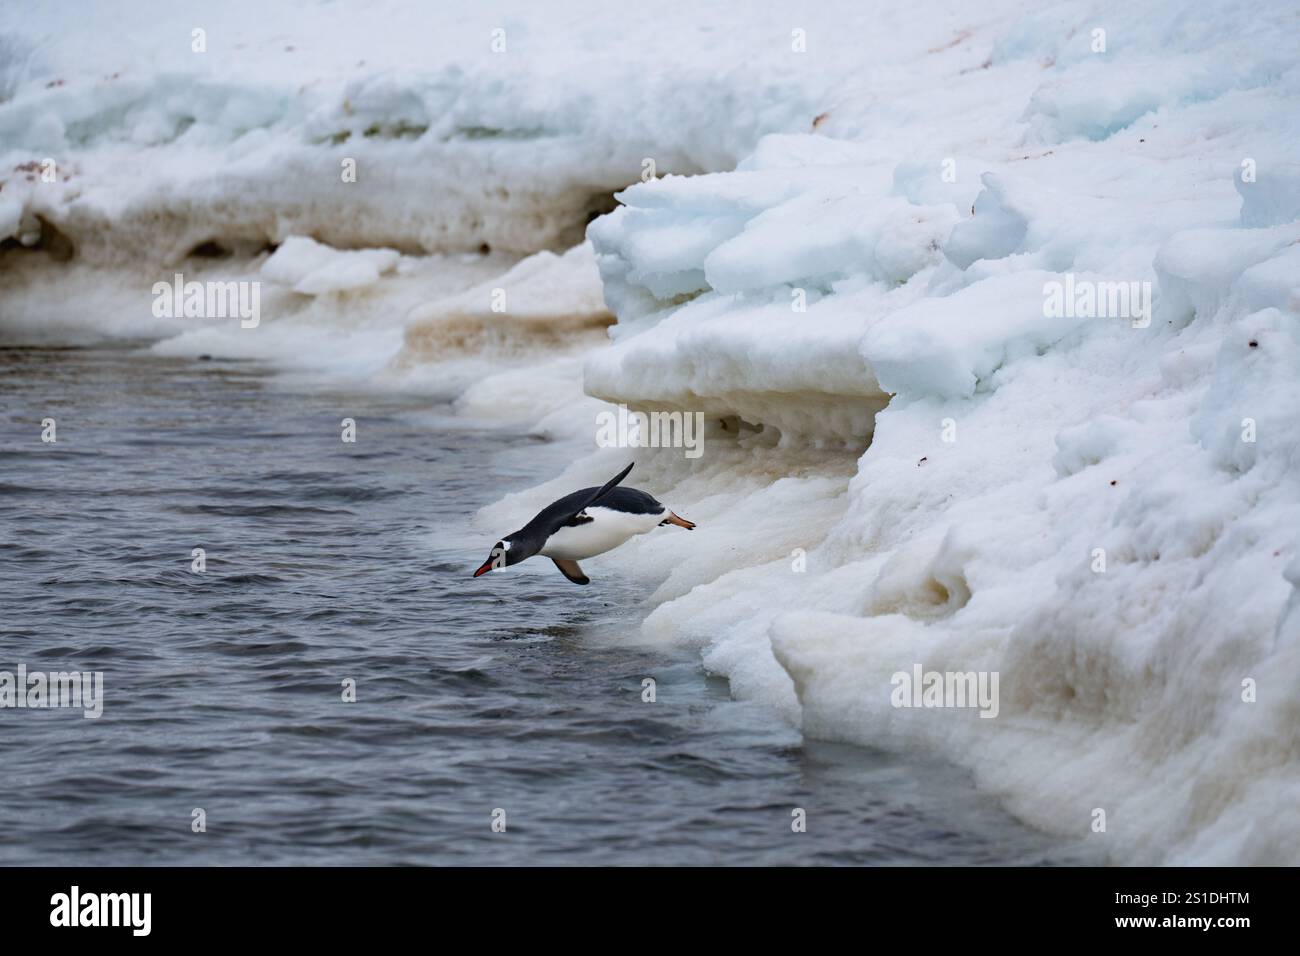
[661,512,696,530]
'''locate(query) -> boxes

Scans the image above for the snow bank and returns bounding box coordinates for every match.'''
[584,149,955,443]
[0,0,849,268]
[401,242,612,357]
[576,0,1300,863]
[397,242,616,431]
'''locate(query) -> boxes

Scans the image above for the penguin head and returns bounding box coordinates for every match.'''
[472,537,527,577]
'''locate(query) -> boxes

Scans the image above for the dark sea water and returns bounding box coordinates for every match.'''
[0,345,1087,865]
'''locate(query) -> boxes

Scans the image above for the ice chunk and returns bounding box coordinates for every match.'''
[261,236,400,294]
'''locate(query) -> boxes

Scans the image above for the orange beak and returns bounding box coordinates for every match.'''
[472,559,495,578]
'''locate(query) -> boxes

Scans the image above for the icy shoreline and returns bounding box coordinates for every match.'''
[3,0,1299,863]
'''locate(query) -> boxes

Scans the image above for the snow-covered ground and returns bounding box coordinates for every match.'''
[2,0,1298,863]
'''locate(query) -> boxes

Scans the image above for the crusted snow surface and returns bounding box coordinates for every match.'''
[574,0,1300,864]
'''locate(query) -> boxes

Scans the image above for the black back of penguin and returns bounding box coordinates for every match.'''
[527,486,664,531]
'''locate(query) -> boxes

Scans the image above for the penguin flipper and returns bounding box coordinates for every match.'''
[552,559,590,585]
[550,462,634,532]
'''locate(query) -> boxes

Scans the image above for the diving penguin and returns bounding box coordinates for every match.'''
[472,463,695,585]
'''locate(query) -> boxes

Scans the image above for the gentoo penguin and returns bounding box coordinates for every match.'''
[472,463,695,585]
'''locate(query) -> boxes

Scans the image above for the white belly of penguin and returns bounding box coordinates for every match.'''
[539,505,666,561]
